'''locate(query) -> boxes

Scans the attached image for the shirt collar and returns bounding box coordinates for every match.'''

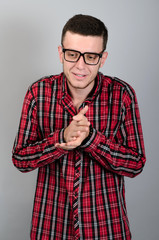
[61,72,103,103]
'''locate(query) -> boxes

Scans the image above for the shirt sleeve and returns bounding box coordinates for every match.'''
[12,87,68,172]
[80,87,146,178]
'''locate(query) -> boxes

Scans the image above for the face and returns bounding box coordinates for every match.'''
[58,31,108,96]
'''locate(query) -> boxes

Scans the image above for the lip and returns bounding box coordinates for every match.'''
[72,72,87,80]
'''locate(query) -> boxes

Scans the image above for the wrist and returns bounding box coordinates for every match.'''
[81,125,93,146]
[63,127,68,143]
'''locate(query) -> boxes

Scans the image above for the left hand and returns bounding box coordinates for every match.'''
[55,106,90,150]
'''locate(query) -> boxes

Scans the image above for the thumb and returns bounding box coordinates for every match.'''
[78,105,88,115]
[73,105,88,121]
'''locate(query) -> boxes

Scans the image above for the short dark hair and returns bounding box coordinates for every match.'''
[61,14,108,50]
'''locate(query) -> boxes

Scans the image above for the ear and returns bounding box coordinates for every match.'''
[58,45,64,64]
[100,51,108,68]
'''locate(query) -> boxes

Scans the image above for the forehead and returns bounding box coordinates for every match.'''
[63,31,103,52]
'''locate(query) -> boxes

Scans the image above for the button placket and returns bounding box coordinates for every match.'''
[73,152,81,240]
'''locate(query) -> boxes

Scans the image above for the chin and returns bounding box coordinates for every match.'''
[70,83,87,89]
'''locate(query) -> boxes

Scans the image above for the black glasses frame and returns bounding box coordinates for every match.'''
[62,48,104,65]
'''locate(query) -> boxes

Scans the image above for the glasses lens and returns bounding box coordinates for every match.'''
[84,53,100,65]
[64,50,80,62]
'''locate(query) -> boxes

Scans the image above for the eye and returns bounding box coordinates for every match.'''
[86,54,98,61]
[67,51,78,59]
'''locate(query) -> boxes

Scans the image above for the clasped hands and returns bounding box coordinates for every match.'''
[55,105,90,150]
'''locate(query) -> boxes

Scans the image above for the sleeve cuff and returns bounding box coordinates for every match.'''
[80,125,102,152]
[59,128,65,144]
[46,128,68,155]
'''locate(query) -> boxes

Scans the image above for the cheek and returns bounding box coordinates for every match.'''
[90,66,100,77]
[63,63,73,77]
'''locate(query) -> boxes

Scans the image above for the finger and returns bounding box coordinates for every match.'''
[76,119,90,127]
[68,127,88,136]
[66,131,80,138]
[75,126,89,132]
[73,106,88,121]
[79,105,88,115]
[68,136,77,142]
[66,132,82,146]
[73,110,89,122]
[55,142,77,150]
[71,136,77,141]
[66,139,80,146]
[55,143,66,148]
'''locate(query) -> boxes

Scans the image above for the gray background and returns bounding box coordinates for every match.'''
[0,0,158,239]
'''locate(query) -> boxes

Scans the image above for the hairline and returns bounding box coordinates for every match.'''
[62,30,106,50]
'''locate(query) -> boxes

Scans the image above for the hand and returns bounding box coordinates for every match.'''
[55,106,90,150]
[64,105,90,142]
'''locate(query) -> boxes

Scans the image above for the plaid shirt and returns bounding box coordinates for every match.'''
[12,72,146,240]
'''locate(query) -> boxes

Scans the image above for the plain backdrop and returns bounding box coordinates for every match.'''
[0,0,159,239]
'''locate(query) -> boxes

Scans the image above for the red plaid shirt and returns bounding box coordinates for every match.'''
[12,73,146,240]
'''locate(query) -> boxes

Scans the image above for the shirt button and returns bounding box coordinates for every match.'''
[74,192,78,197]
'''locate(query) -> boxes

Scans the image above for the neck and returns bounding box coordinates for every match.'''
[67,82,95,111]
[71,89,87,111]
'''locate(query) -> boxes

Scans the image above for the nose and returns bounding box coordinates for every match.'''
[75,55,86,69]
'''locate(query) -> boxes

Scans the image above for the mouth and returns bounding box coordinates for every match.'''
[73,73,87,79]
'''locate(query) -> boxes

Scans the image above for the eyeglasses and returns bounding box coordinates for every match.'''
[62,48,104,65]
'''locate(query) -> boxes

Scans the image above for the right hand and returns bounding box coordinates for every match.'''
[64,106,90,143]
[55,106,90,150]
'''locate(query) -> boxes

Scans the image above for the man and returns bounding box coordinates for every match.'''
[12,14,146,240]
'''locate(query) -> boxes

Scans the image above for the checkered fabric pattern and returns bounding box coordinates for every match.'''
[12,72,146,239]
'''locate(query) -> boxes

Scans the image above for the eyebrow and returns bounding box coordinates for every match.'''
[62,48,103,54]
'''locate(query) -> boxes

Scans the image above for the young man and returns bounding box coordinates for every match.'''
[12,14,146,240]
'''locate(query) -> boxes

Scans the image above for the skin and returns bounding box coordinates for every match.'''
[55,105,90,150]
[55,31,108,150]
